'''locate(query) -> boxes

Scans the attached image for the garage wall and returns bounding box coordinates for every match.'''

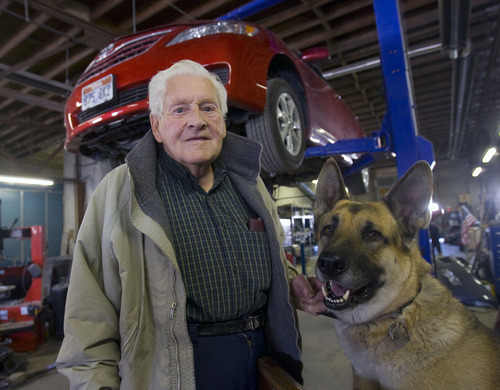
[0,185,63,265]
[274,185,314,209]
[433,159,493,218]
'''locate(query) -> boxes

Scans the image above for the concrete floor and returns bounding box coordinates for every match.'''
[8,243,500,389]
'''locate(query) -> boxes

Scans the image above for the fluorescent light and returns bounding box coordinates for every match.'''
[430,201,440,212]
[0,175,54,186]
[482,147,497,163]
[472,167,483,177]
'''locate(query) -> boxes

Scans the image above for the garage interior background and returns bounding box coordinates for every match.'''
[0,0,499,260]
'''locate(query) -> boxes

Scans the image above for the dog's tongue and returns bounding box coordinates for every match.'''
[330,282,349,297]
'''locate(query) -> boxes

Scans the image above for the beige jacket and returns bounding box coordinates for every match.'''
[56,131,302,389]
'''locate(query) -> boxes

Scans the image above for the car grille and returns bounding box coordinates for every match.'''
[78,84,149,123]
[78,32,168,85]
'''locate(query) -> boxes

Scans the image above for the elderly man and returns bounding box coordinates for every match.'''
[56,60,324,390]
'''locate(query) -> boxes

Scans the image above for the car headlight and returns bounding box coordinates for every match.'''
[166,20,258,46]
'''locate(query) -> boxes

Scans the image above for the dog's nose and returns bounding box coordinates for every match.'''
[317,255,347,276]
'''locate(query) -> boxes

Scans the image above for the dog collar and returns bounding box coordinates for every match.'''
[397,282,422,314]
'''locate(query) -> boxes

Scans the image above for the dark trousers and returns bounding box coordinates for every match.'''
[188,324,266,390]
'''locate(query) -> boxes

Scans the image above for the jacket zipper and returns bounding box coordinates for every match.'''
[170,302,177,318]
[123,322,139,353]
[169,272,181,389]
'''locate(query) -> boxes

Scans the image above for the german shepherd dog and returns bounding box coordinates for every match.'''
[313,158,500,390]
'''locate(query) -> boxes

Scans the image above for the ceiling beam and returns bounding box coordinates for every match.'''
[13,0,115,48]
[0,63,72,95]
[0,86,65,112]
[0,116,63,132]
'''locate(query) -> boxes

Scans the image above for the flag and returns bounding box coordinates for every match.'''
[460,206,479,246]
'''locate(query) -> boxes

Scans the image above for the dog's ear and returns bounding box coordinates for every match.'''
[382,161,433,238]
[314,158,349,221]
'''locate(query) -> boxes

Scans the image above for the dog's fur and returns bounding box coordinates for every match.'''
[313,158,500,390]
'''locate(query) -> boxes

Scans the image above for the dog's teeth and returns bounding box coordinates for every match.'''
[322,284,351,306]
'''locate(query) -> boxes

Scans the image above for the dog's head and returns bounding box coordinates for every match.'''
[314,159,433,323]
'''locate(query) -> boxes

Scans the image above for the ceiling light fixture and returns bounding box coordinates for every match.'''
[471,167,482,177]
[482,147,497,163]
[0,175,54,186]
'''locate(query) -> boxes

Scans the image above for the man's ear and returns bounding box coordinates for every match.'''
[150,114,162,143]
[222,121,227,138]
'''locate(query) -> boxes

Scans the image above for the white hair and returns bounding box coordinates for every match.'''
[148,59,228,119]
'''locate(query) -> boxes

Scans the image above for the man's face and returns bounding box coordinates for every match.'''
[151,75,226,175]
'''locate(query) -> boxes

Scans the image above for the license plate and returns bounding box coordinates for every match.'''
[81,74,115,111]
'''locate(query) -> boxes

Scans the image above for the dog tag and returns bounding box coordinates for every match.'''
[389,316,410,347]
[389,322,408,339]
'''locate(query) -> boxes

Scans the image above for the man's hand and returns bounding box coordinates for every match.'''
[290,274,325,316]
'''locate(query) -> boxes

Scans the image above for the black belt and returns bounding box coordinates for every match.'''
[193,311,265,337]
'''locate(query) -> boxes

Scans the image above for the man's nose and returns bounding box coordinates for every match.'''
[188,108,207,128]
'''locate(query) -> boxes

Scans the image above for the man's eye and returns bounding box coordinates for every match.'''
[202,105,216,112]
[174,107,184,114]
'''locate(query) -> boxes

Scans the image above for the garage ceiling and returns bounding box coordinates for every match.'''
[0,0,499,180]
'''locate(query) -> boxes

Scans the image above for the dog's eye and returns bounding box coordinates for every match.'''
[366,230,381,240]
[321,225,334,236]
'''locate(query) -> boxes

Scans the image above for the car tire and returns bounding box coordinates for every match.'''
[246,78,306,175]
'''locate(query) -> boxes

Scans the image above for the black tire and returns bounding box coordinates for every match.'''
[246,78,306,174]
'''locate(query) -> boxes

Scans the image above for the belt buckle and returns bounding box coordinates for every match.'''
[246,315,259,331]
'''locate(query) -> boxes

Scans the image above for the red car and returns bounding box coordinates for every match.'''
[65,20,364,176]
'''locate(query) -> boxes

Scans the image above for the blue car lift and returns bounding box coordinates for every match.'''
[306,0,435,177]
[307,0,435,263]
[221,0,435,261]
[221,0,499,305]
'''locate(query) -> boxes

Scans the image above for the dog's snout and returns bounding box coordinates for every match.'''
[317,255,347,276]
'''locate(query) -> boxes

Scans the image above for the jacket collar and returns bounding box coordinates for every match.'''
[218,132,262,182]
[127,130,263,188]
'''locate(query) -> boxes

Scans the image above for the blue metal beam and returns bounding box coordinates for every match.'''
[217,0,288,20]
[373,0,435,175]
[373,0,435,263]
[305,129,390,157]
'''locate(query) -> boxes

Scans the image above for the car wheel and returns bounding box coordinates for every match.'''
[246,78,306,174]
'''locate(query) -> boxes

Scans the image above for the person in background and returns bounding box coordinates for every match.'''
[429,222,442,257]
[56,59,325,390]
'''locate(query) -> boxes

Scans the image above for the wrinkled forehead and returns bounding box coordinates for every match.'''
[165,75,219,102]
